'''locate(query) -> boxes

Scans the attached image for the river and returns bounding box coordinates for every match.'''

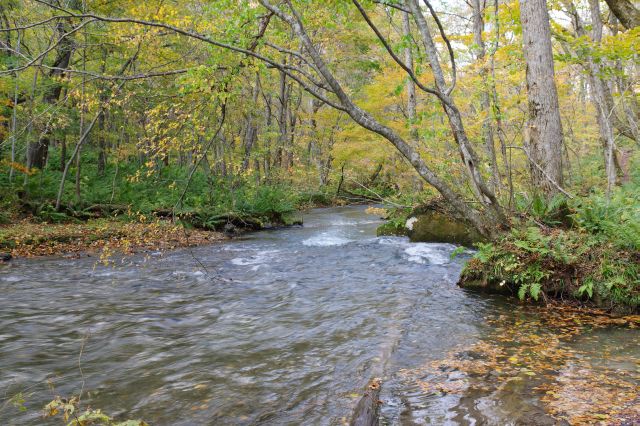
[1,206,638,425]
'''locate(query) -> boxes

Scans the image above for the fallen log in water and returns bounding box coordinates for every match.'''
[350,378,382,426]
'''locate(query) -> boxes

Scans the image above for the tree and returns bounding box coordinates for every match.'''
[519,0,565,195]
[604,0,640,29]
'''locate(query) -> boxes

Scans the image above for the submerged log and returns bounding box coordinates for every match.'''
[350,378,382,426]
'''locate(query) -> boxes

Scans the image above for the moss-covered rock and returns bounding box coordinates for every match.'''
[374,198,484,245]
[407,211,483,246]
[405,198,484,246]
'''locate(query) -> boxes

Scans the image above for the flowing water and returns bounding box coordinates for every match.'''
[0,206,638,425]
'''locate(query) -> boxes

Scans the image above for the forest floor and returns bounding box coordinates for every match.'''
[0,218,227,259]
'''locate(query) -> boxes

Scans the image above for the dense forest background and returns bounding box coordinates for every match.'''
[0,0,638,258]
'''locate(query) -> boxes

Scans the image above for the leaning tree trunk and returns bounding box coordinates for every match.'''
[519,0,565,195]
[603,0,640,29]
[259,0,505,239]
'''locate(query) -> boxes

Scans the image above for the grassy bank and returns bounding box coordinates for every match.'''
[0,155,340,258]
[459,184,640,313]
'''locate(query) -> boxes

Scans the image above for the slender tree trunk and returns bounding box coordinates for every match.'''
[402,11,417,141]
[262,92,272,178]
[97,51,108,175]
[489,0,514,208]
[60,138,66,172]
[286,86,302,170]
[55,111,102,210]
[402,10,424,192]
[589,0,618,194]
[276,68,288,169]
[472,0,500,193]
[519,0,564,195]
[242,73,260,172]
[27,4,79,169]
[8,32,21,182]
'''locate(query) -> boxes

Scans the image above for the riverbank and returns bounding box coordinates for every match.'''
[0,218,228,258]
[377,185,640,313]
[0,195,345,259]
[459,226,639,313]
[0,184,340,259]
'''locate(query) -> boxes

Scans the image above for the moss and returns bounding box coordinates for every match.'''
[408,212,484,246]
[376,221,407,237]
[374,198,484,244]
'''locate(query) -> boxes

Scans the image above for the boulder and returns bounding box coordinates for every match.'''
[406,199,484,246]
[406,211,483,246]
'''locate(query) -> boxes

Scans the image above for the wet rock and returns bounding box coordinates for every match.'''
[223,222,239,236]
[0,253,12,262]
[406,212,483,246]
[406,199,483,246]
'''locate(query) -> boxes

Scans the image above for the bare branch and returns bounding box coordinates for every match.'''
[372,0,410,12]
[351,0,455,108]
[11,2,347,111]
[422,0,457,94]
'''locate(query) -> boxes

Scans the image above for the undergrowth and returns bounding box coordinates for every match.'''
[0,155,334,228]
[461,183,640,312]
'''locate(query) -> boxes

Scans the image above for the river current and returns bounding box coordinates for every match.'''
[1,206,638,425]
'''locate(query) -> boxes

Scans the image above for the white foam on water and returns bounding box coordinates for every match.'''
[230,249,279,266]
[403,243,455,265]
[377,237,407,247]
[302,232,352,247]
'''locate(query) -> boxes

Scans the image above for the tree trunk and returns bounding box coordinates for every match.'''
[241,73,260,172]
[8,31,21,182]
[519,0,564,195]
[97,52,108,175]
[27,12,78,169]
[603,0,640,29]
[472,0,500,193]
[402,11,417,142]
[276,68,288,169]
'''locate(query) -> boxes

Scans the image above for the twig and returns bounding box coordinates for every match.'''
[506,145,575,199]
[77,330,90,405]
